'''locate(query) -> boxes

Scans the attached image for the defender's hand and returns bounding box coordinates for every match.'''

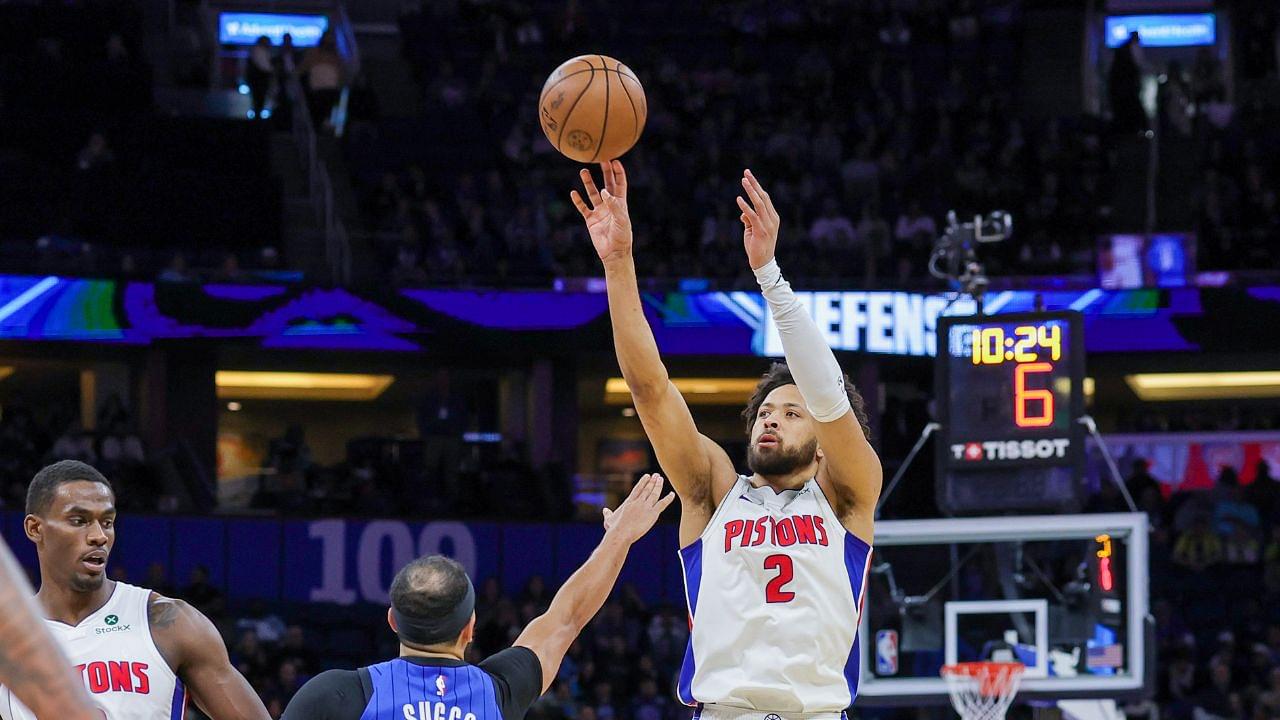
[736,169,780,270]
[571,160,633,264]
[601,473,674,543]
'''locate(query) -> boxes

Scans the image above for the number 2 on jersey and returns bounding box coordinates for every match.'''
[764,554,796,603]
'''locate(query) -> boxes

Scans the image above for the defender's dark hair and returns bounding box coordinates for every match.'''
[25,460,113,516]
[389,555,471,625]
[741,362,872,440]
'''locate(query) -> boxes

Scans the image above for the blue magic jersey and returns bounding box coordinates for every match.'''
[361,659,501,720]
[282,648,542,720]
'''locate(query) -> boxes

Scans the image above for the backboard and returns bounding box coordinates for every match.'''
[856,513,1152,706]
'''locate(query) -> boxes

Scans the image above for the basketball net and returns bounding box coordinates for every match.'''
[941,662,1025,720]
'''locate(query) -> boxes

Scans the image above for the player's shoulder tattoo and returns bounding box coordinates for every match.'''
[147,593,184,630]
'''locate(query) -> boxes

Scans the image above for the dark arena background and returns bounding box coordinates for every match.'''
[1,1,1279,719]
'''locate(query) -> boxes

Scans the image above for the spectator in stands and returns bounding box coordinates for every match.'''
[214,252,246,282]
[75,131,116,173]
[297,30,344,131]
[271,626,318,677]
[49,420,96,464]
[390,244,428,287]
[1127,459,1161,502]
[1222,519,1261,566]
[232,629,271,683]
[1109,32,1146,135]
[146,561,176,597]
[246,35,275,120]
[1259,667,1280,717]
[894,200,936,250]
[158,252,192,282]
[1264,527,1280,595]
[1246,461,1279,523]
[808,198,856,248]
[1192,662,1237,720]
[1174,517,1223,572]
[183,564,226,618]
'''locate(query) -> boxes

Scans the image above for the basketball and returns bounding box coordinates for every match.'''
[538,54,647,163]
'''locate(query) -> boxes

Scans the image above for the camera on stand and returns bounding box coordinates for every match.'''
[927,211,1012,314]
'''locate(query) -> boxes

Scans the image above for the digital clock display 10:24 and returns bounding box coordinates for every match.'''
[944,316,1079,434]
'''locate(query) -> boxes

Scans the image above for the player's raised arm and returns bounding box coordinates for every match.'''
[736,170,882,542]
[0,540,103,720]
[515,474,675,692]
[147,595,271,720]
[571,161,736,530]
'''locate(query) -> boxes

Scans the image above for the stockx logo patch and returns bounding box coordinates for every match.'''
[96,614,131,635]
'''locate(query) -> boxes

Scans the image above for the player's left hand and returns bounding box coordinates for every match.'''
[602,473,674,543]
[736,169,780,270]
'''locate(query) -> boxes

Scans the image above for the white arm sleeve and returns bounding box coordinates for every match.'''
[754,259,852,423]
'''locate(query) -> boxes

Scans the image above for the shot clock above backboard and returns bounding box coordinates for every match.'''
[935,312,1086,514]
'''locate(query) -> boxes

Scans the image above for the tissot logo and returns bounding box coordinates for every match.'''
[951,438,1071,462]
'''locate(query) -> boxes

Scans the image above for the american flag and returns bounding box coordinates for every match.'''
[1087,643,1124,668]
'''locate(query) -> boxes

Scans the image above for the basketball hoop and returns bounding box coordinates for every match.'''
[941,662,1024,720]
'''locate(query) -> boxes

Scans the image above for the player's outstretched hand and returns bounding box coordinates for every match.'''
[601,473,674,543]
[570,160,632,264]
[736,169,780,270]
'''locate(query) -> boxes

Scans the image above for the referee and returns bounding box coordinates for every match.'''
[282,474,675,720]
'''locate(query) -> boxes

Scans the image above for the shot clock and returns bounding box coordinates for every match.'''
[935,312,1086,514]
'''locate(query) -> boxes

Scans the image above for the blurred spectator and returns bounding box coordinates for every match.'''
[1245,461,1280,523]
[76,132,116,173]
[271,626,318,676]
[158,253,192,282]
[146,562,176,597]
[390,245,428,287]
[297,30,344,131]
[808,199,856,247]
[1264,527,1280,595]
[1192,663,1237,720]
[1109,32,1146,135]
[49,421,97,464]
[1174,518,1223,572]
[1127,460,1161,504]
[246,36,275,120]
[183,565,226,618]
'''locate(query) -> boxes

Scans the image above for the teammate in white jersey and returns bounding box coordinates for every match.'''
[573,162,882,720]
[0,460,270,720]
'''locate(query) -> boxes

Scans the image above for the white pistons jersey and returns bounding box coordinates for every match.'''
[0,582,187,720]
[677,476,872,717]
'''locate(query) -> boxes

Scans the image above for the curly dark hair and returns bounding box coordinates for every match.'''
[741,362,871,440]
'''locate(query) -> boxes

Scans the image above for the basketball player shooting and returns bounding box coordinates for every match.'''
[573,162,882,718]
[0,460,270,720]
[0,538,104,720]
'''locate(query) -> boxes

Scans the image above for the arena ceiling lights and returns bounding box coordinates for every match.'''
[215,371,395,401]
[1125,371,1280,401]
[605,377,759,405]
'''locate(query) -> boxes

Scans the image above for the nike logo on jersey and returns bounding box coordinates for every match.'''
[722,514,829,552]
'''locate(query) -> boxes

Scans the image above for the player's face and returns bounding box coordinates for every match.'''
[747,384,819,477]
[28,481,116,592]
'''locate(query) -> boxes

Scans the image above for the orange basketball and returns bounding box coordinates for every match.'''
[538,55,647,163]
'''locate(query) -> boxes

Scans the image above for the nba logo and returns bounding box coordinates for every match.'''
[875,630,899,675]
